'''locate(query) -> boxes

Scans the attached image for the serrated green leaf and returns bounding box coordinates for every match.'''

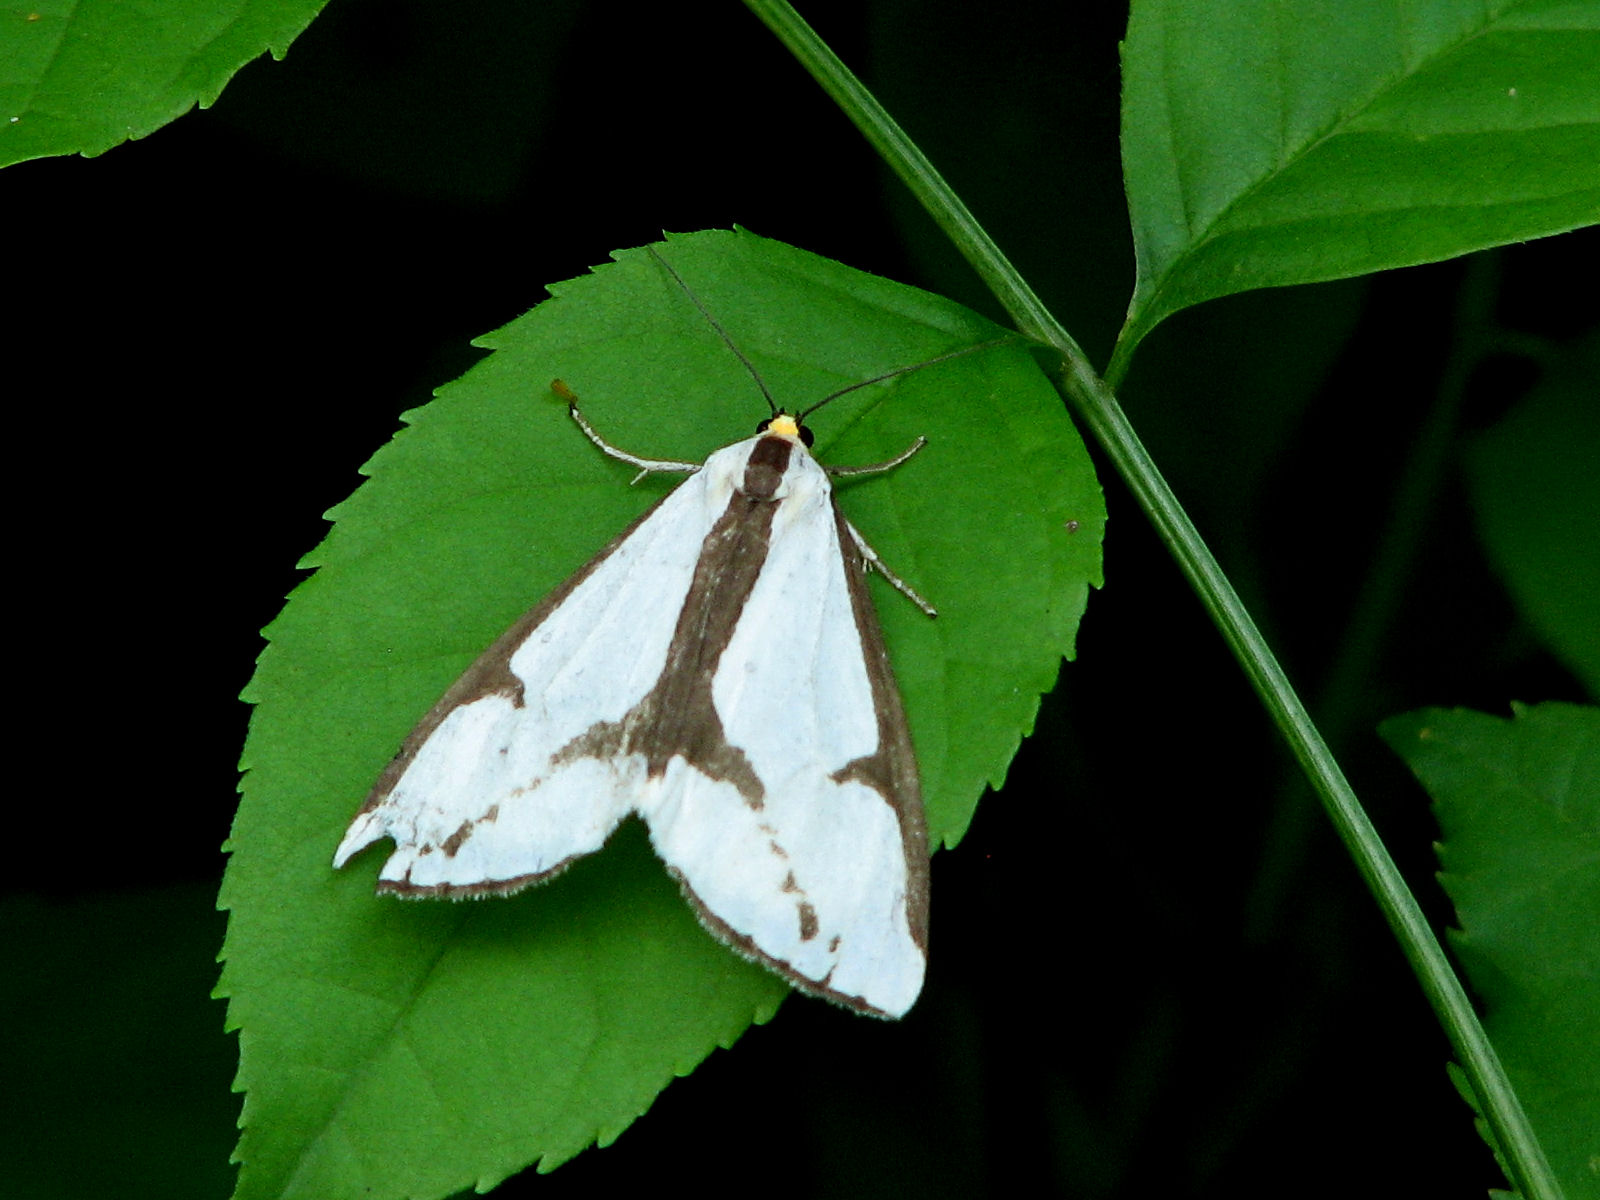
[1116,0,1600,368]
[1381,702,1600,1198]
[0,0,321,168]
[219,228,1102,1200]
[1465,331,1600,699]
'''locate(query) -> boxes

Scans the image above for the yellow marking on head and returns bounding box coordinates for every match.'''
[768,413,801,439]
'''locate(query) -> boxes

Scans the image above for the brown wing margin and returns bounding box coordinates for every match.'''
[825,501,932,955]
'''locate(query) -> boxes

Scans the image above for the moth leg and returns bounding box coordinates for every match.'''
[556,383,702,483]
[826,436,928,478]
[844,519,938,618]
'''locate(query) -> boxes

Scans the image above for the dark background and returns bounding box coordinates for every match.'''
[6,2,1595,1197]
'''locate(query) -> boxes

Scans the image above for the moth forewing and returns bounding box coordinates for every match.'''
[332,482,685,897]
[643,433,930,1017]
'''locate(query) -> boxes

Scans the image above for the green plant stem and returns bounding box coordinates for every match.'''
[743,3,1564,1198]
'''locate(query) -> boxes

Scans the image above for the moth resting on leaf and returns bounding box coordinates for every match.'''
[335,251,1002,1018]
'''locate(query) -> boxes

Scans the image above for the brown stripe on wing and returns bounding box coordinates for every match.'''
[553,436,796,805]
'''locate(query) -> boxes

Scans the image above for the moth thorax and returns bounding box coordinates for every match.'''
[742,435,795,500]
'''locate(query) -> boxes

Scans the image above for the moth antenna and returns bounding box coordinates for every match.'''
[647,245,780,416]
[798,336,1017,421]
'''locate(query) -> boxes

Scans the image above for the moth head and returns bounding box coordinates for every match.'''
[757,411,815,448]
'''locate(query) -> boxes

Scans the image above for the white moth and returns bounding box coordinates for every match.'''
[336,251,991,1018]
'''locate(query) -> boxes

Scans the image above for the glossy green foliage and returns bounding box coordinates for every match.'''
[219,230,1102,1200]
